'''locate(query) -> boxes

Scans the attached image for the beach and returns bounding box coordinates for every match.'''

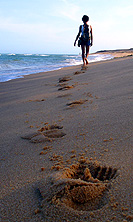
[0,55,133,221]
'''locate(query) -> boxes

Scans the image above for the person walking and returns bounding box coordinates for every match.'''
[74,15,93,68]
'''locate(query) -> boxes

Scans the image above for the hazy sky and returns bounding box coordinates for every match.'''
[0,0,133,54]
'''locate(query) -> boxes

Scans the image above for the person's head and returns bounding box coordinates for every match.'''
[82,15,89,23]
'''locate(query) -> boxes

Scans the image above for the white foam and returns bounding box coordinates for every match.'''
[40,54,49,57]
[8,54,16,56]
[24,54,33,56]
[63,55,80,58]
[65,58,82,66]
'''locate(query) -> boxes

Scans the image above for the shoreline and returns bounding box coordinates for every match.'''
[0,56,133,221]
[0,52,113,84]
[0,48,133,84]
[0,53,132,85]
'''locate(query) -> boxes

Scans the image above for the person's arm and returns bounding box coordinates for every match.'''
[74,26,81,46]
[90,25,93,46]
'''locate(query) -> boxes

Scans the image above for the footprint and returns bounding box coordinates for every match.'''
[39,124,63,132]
[27,99,45,102]
[69,183,107,204]
[81,66,88,71]
[58,83,67,87]
[30,134,51,143]
[67,99,88,107]
[21,132,40,140]
[74,71,85,75]
[39,158,118,212]
[43,130,66,138]
[21,124,66,143]
[59,76,72,83]
[58,85,74,91]
[34,99,45,102]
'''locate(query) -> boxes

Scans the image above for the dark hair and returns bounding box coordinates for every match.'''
[82,15,89,23]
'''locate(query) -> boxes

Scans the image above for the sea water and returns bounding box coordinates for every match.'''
[0,53,113,82]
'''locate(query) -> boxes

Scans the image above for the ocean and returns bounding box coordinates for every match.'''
[0,53,113,82]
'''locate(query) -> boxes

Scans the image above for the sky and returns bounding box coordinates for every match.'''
[0,0,133,54]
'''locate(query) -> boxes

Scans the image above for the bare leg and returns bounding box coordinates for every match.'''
[81,45,86,66]
[85,45,90,65]
[86,45,90,58]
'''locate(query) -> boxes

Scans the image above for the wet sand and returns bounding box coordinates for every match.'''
[0,55,133,221]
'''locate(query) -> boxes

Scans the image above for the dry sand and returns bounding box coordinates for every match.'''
[0,55,133,221]
[95,48,133,58]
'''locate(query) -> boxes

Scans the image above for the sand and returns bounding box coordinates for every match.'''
[0,53,133,221]
[95,48,133,58]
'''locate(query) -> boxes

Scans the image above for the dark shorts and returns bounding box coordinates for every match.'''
[81,39,91,46]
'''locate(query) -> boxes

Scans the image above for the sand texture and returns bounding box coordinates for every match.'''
[0,55,133,221]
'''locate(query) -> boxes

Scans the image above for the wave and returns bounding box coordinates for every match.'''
[40,54,49,57]
[65,58,82,66]
[24,54,33,56]
[0,53,114,82]
[63,55,80,58]
[7,53,16,55]
[89,54,114,62]
[23,54,49,57]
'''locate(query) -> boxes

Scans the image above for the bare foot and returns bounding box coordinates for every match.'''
[85,58,89,65]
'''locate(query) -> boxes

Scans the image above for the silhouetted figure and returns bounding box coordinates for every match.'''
[74,15,93,67]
